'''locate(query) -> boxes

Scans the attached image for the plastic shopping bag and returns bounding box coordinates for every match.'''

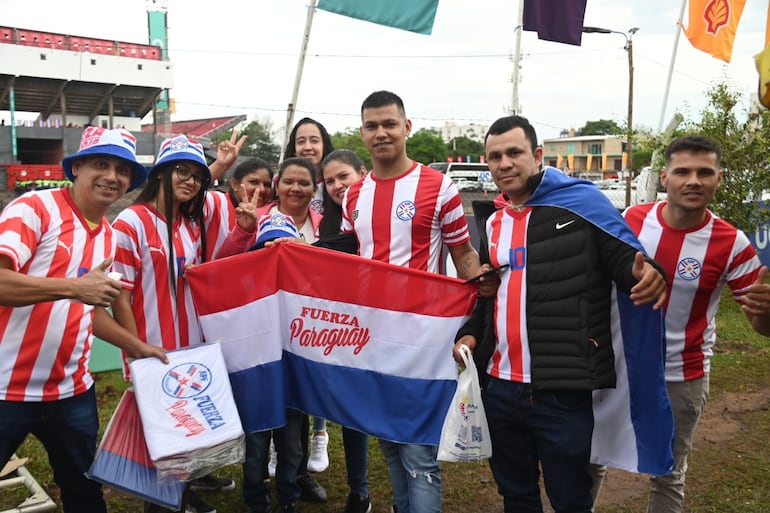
[437,345,492,462]
[130,343,245,482]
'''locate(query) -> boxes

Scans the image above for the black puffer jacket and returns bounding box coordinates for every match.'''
[458,189,661,391]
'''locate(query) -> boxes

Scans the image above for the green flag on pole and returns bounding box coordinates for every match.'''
[317,0,439,35]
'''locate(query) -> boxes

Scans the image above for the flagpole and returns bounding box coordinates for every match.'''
[657,0,687,133]
[282,0,318,161]
[511,0,524,114]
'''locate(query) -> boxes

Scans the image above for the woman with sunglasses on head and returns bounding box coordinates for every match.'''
[110,135,236,513]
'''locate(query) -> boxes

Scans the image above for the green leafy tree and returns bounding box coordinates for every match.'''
[679,82,770,229]
[331,128,372,169]
[580,119,623,136]
[448,136,485,163]
[217,118,281,165]
[406,129,447,164]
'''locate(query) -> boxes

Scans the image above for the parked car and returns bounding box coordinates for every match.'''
[481,180,499,192]
[455,178,481,192]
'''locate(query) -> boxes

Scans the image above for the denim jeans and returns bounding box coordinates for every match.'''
[312,416,327,432]
[378,440,441,513]
[243,408,304,512]
[483,377,594,513]
[0,387,107,513]
[647,377,709,513]
[343,426,369,497]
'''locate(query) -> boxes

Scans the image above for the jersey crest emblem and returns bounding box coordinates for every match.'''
[395,200,417,221]
[677,257,702,281]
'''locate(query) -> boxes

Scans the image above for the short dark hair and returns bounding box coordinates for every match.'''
[231,157,273,183]
[277,157,317,188]
[664,135,721,167]
[361,90,406,117]
[485,115,539,153]
[284,118,334,165]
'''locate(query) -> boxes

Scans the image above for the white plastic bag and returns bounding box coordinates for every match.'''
[437,345,492,462]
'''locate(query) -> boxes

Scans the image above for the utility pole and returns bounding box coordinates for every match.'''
[583,26,639,207]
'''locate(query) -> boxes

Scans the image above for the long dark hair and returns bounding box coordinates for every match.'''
[227,157,273,208]
[135,162,210,293]
[318,149,365,239]
[284,117,335,165]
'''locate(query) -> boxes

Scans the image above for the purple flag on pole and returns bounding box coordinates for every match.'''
[522,0,588,46]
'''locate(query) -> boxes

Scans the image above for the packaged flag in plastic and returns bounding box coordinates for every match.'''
[129,342,245,481]
[87,388,185,509]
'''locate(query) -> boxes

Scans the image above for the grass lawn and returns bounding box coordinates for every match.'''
[2,289,769,512]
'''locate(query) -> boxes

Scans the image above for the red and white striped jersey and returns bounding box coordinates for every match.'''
[0,188,115,402]
[341,162,469,273]
[112,204,204,376]
[486,207,533,383]
[204,190,237,261]
[624,202,761,382]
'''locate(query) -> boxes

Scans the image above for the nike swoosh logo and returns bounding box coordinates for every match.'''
[555,220,575,230]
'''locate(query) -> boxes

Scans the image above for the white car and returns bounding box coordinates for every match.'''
[454,178,481,192]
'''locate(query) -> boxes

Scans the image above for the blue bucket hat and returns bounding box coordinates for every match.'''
[249,212,301,251]
[61,127,148,192]
[149,135,212,181]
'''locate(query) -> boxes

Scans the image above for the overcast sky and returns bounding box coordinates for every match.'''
[3,0,768,141]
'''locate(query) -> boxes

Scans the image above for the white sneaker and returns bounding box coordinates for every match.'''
[307,431,329,472]
[268,439,277,477]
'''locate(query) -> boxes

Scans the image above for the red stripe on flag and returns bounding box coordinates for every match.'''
[187,243,477,318]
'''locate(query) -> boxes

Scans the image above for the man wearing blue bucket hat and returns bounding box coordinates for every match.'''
[0,126,168,513]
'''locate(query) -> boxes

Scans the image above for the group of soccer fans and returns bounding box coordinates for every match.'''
[1,89,770,513]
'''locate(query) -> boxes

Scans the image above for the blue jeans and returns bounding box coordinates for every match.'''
[343,427,369,497]
[483,377,594,513]
[0,387,107,513]
[243,408,304,512]
[378,440,441,513]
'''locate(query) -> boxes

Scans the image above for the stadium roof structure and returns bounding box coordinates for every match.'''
[0,26,172,121]
[0,74,162,120]
[147,115,247,140]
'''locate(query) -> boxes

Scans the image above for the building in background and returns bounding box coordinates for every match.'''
[541,134,626,180]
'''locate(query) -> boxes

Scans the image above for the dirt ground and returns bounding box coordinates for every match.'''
[587,388,770,512]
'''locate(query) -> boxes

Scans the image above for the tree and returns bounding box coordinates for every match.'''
[330,128,372,169]
[580,119,623,136]
[406,129,447,164]
[681,82,770,229]
[217,118,281,165]
[448,136,484,163]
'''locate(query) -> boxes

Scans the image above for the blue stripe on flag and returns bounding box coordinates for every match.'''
[87,450,184,510]
[616,293,674,474]
[283,351,456,445]
[229,359,287,433]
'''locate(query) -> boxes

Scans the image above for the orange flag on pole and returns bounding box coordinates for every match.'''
[684,0,747,62]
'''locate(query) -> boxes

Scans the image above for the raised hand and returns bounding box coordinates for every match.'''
[234,184,262,232]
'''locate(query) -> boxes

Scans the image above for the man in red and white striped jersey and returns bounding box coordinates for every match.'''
[0,127,167,513]
[608,134,770,513]
[342,90,485,513]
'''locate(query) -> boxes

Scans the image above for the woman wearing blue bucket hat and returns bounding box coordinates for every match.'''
[109,134,235,513]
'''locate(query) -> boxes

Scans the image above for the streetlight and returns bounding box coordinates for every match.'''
[583,26,639,207]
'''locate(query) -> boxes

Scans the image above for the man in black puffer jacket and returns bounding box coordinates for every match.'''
[452,115,668,513]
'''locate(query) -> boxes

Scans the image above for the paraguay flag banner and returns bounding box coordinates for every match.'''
[187,243,478,445]
[526,168,674,475]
